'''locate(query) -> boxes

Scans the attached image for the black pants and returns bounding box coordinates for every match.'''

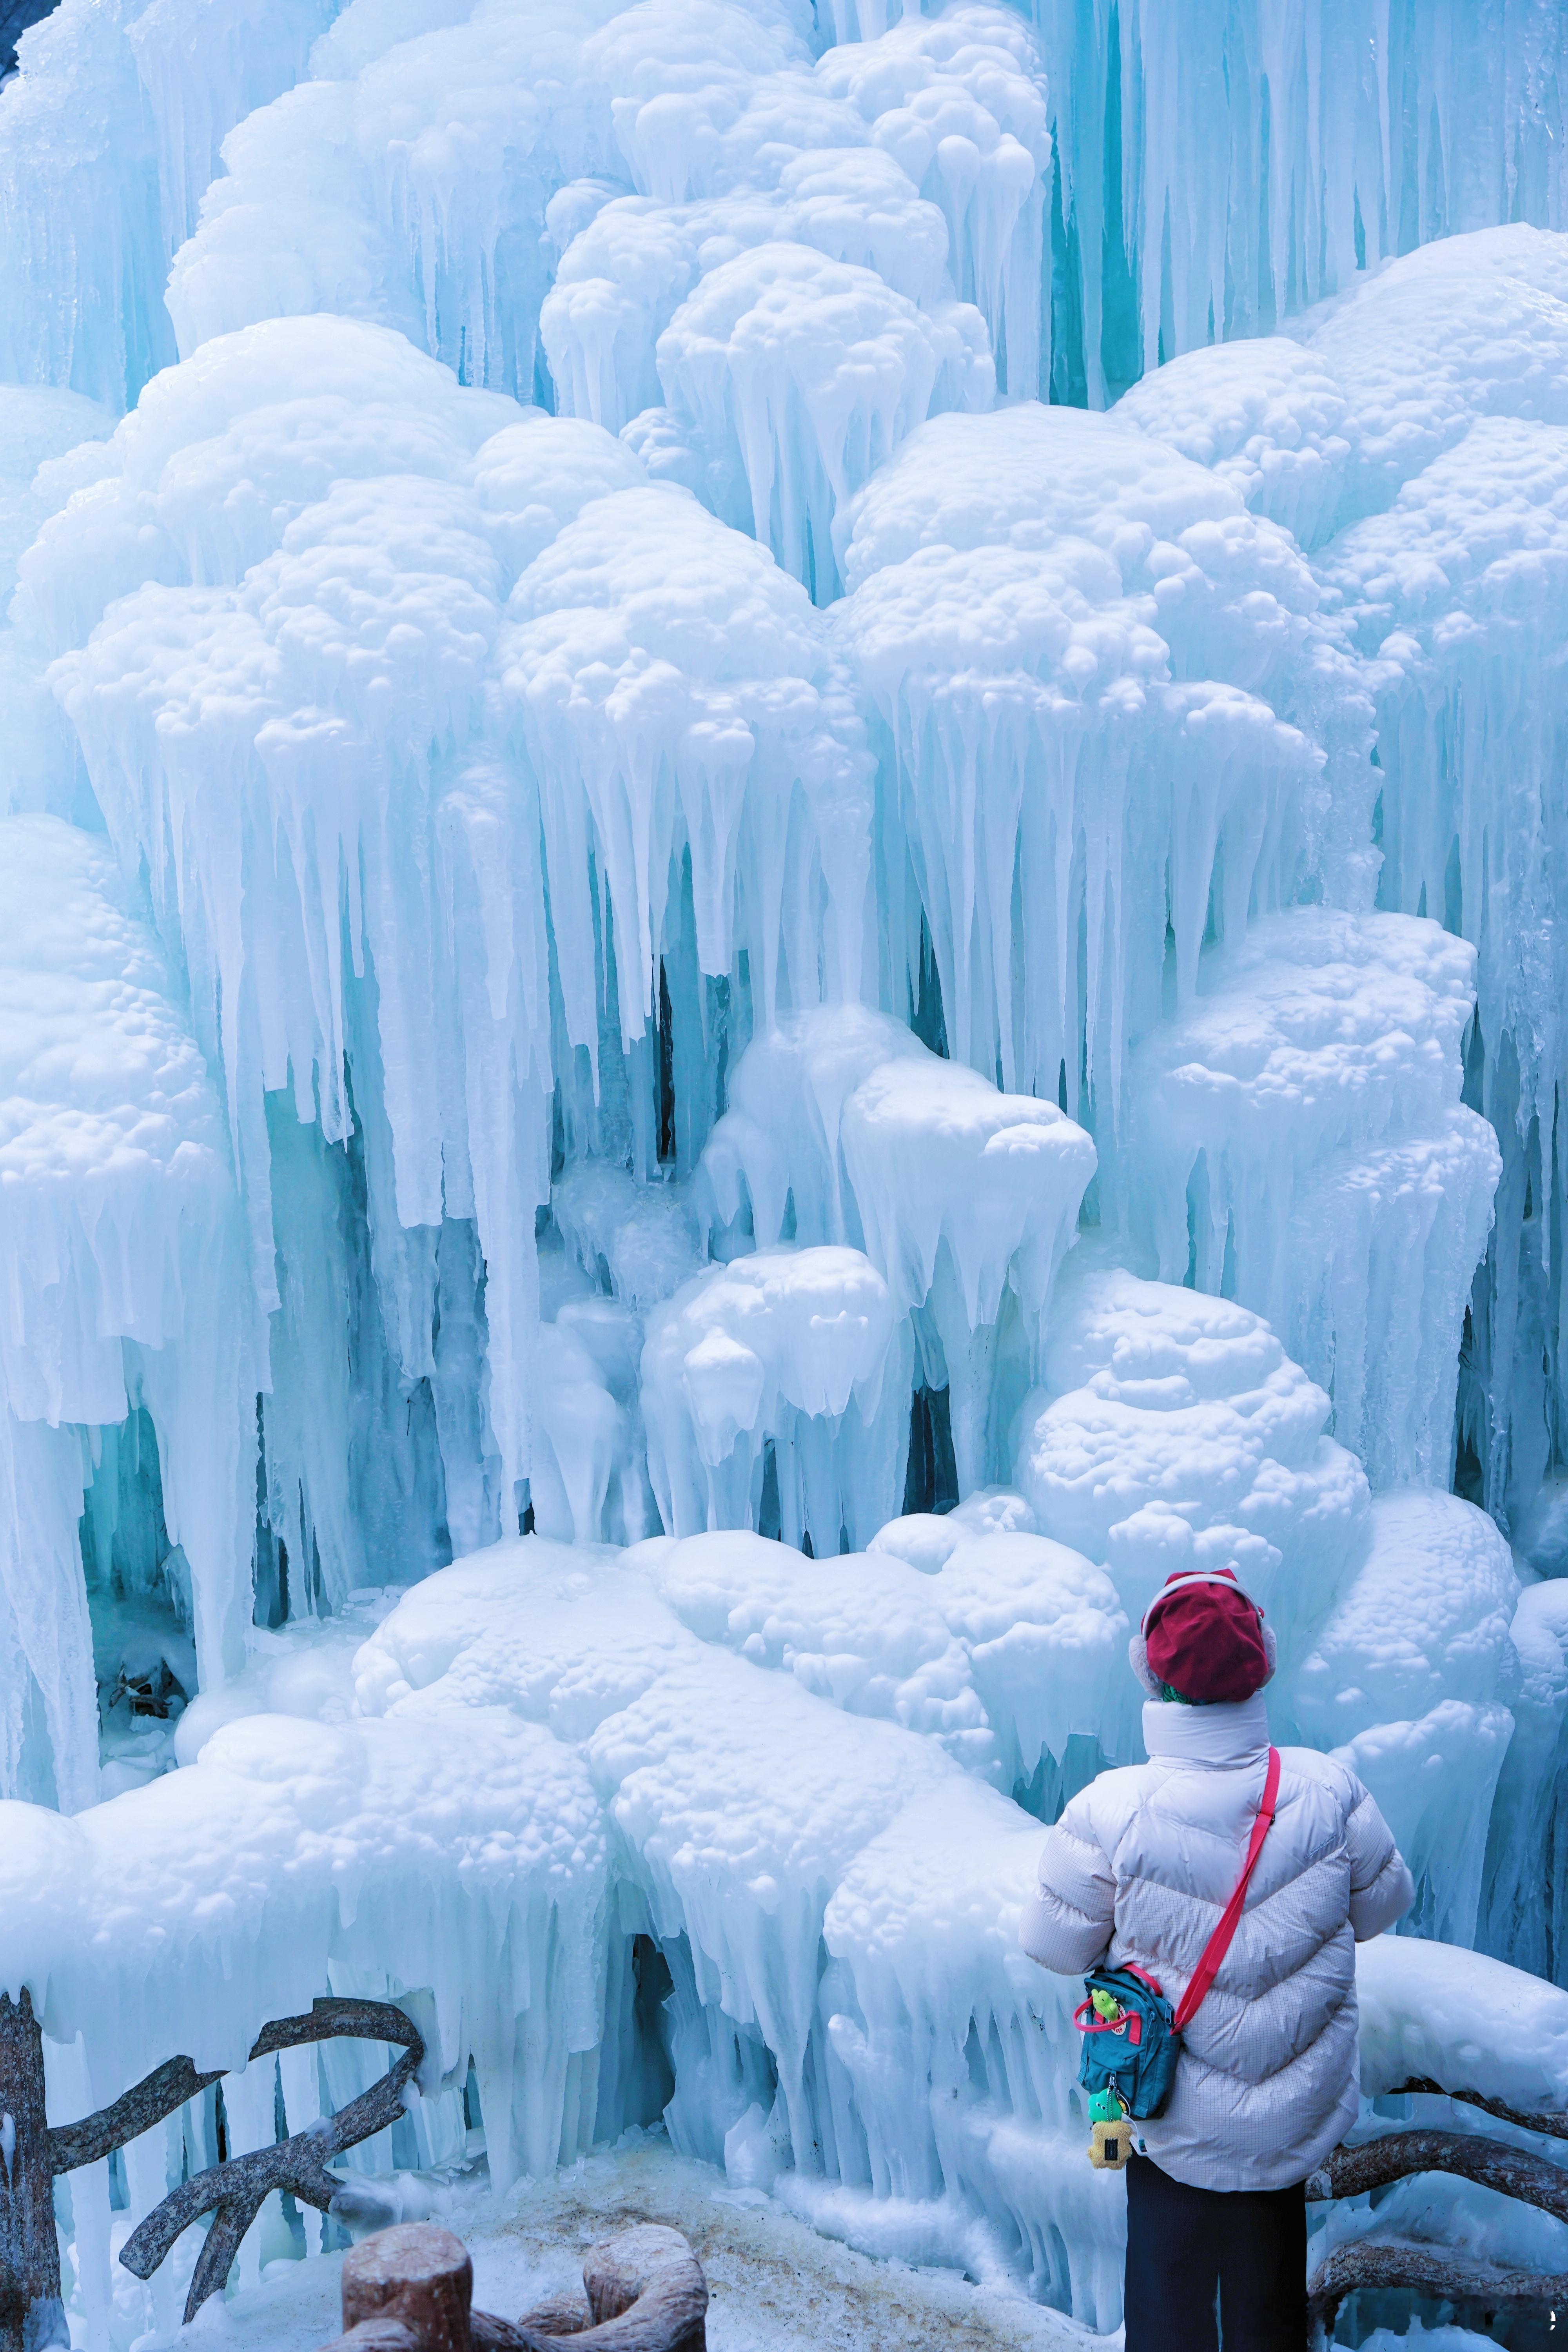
[1124,2153,1307,2352]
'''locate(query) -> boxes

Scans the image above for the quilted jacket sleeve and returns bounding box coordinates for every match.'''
[1345,1773,1416,1940]
[1019,1788,1117,1974]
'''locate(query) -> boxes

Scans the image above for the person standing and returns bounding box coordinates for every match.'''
[1020,1565,1414,2352]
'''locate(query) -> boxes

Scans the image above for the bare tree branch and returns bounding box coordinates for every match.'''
[1383,2077,1568,2143]
[119,1997,425,2324]
[1308,2239,1568,2343]
[48,2058,225,2174]
[1307,2127,1568,2221]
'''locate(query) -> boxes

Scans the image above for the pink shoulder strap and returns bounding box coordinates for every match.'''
[1172,1746,1281,2034]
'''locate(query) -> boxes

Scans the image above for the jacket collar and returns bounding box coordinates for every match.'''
[1142,1691,1271,1768]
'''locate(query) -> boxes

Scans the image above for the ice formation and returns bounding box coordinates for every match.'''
[3,0,1568,2338]
[698,1005,1096,1492]
[1125,908,1500,1488]
[0,815,250,1811]
[1292,1489,1521,1947]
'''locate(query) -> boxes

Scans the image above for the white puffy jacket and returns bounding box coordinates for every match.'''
[1020,1693,1414,2190]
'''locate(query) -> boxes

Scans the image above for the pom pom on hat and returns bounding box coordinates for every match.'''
[1135,1568,1275,1704]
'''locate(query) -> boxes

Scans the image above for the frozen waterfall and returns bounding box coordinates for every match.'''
[1,0,1568,2340]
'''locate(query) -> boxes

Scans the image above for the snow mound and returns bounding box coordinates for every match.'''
[1311,225,1568,519]
[639,1520,1124,1799]
[1112,336,1352,549]
[835,401,1334,1116]
[1293,1489,1519,1946]
[640,1245,905,1551]
[1014,1259,1370,1713]
[1356,1932,1568,2118]
[1125,907,1499,1487]
[699,1005,1095,1490]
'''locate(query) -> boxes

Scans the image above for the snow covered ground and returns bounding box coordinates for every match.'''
[163,2139,1102,2352]
[124,2129,1520,2352]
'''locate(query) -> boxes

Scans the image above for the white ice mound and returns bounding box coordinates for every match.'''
[0,388,116,823]
[1124,907,1499,1488]
[543,152,962,440]
[655,241,992,600]
[1112,336,1352,550]
[581,0,821,206]
[20,314,521,641]
[1293,1488,1519,1947]
[1356,1933,1568,2117]
[639,1525,999,1777]
[699,1005,1095,1490]
[499,481,873,1056]
[933,1529,1125,1797]
[1310,225,1568,519]
[474,412,648,578]
[0,1697,608,2192]
[1013,1258,1370,1703]
[348,1531,1117,2322]
[0,815,250,1809]
[639,1519,1124,1799]
[640,1244,906,1552]
[813,2,1047,401]
[834,401,1333,1112]
[0,387,115,608]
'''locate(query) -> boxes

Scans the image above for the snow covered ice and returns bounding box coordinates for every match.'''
[4,0,1568,2345]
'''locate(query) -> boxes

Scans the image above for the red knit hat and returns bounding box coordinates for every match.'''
[1135,1568,1274,1704]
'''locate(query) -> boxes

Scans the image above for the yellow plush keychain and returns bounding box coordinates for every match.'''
[1087,2087,1131,2170]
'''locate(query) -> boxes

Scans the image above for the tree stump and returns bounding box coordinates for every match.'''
[338,2225,475,2352]
[324,2222,708,2352]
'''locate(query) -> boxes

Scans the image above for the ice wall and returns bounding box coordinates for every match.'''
[0,0,1543,1939]
[10,0,1562,421]
[0,815,252,1811]
[0,0,1566,2325]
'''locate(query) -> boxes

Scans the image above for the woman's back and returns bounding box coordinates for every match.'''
[1023,1688,1411,2187]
